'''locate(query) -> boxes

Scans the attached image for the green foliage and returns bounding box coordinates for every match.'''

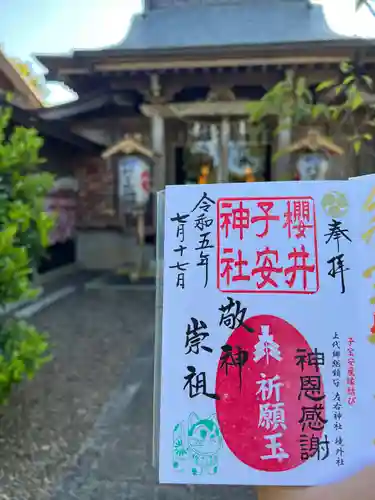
[9,58,50,103]
[248,62,375,162]
[248,71,314,129]
[0,104,54,405]
[0,319,51,404]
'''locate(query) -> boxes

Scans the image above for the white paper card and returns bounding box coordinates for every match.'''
[159,181,375,486]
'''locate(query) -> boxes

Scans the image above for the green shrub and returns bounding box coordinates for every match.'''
[0,318,51,403]
[0,103,55,404]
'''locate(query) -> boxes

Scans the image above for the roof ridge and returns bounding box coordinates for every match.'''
[143,0,311,11]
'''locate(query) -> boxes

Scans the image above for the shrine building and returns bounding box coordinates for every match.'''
[34,0,375,269]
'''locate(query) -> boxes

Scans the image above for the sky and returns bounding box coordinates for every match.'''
[0,0,374,105]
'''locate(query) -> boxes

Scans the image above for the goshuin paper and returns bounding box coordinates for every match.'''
[159,178,375,486]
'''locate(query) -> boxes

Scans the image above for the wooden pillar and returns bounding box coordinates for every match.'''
[272,116,292,181]
[218,118,230,183]
[151,113,166,227]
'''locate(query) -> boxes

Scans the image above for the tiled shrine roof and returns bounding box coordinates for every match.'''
[116,0,356,51]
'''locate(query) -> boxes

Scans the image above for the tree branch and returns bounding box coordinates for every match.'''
[357,0,375,17]
[366,2,375,17]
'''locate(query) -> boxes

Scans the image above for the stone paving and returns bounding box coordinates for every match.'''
[51,314,256,499]
[53,349,256,500]
[0,287,155,499]
[0,283,257,499]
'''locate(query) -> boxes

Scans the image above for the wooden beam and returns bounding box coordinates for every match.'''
[4,101,103,153]
[273,116,292,181]
[0,49,43,109]
[110,70,283,90]
[71,116,148,130]
[297,68,340,84]
[141,100,253,118]
[92,56,349,73]
[59,67,90,75]
[37,41,375,81]
[38,94,111,120]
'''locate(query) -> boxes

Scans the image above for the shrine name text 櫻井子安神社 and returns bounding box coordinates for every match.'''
[218,197,319,293]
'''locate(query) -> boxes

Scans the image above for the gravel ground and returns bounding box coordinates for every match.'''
[0,286,256,500]
[0,288,155,500]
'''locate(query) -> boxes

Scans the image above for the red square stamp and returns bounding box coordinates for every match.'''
[217,197,319,294]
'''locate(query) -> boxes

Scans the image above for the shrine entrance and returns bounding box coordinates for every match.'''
[178,119,272,185]
[142,101,273,190]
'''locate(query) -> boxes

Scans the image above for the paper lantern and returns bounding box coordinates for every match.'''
[296,152,329,181]
[118,155,151,208]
